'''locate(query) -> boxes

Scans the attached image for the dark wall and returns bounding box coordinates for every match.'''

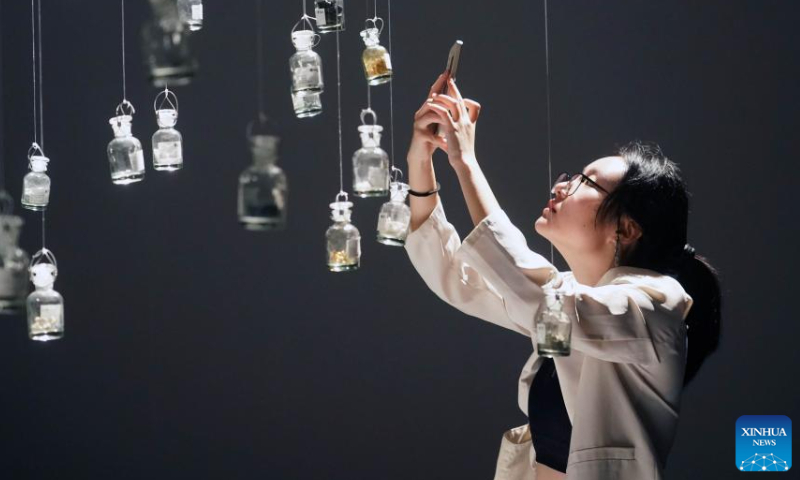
[1,1,798,478]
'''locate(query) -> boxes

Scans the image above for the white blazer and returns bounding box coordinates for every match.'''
[404,199,694,480]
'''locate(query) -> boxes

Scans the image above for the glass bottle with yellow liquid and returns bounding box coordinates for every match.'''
[360,21,392,86]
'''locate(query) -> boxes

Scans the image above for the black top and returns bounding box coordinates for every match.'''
[527,357,572,473]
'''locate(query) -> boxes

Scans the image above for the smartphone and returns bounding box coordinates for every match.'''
[433,40,464,135]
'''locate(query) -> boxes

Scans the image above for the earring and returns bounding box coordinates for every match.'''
[613,231,621,267]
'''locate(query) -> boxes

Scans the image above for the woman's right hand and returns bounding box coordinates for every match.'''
[408,74,449,163]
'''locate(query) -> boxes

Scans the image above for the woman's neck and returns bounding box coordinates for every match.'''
[562,247,615,287]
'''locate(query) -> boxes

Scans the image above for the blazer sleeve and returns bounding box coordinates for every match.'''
[404,198,534,336]
[458,208,694,365]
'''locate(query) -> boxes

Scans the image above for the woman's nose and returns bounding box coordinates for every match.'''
[551,182,568,199]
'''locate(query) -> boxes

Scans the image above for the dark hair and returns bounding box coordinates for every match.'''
[595,140,722,386]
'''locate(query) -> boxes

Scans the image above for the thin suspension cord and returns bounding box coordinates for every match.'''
[41,210,46,249]
[301,0,307,17]
[365,0,371,110]
[121,0,127,101]
[37,0,43,149]
[31,0,38,146]
[336,30,344,194]
[543,0,554,265]
[387,0,395,172]
[256,0,265,117]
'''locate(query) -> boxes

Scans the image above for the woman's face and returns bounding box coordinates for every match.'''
[534,156,628,254]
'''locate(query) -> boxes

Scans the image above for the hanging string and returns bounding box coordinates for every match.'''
[387,0,395,172]
[365,0,371,110]
[301,0,307,17]
[336,30,344,194]
[41,210,46,249]
[30,0,38,146]
[121,0,127,102]
[37,0,44,149]
[543,0,554,265]
[256,0,265,118]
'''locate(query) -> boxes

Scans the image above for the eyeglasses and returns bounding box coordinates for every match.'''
[551,172,610,197]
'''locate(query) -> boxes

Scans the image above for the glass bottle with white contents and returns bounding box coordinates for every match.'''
[177,0,203,31]
[326,194,360,272]
[376,178,411,246]
[536,286,572,357]
[0,193,30,314]
[289,23,323,118]
[238,117,288,231]
[26,249,63,342]
[152,88,183,171]
[352,109,390,197]
[360,22,392,85]
[21,144,51,211]
[315,0,345,33]
[108,102,146,185]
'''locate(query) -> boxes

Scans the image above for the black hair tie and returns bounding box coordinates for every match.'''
[408,182,441,197]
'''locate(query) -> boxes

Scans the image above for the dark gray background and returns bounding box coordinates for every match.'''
[1,0,798,478]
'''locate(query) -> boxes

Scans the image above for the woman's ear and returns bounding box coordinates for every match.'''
[618,215,643,247]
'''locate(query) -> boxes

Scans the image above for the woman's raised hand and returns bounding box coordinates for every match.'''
[408,73,450,163]
[421,77,482,169]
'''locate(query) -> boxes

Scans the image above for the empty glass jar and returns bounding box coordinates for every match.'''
[377,181,411,246]
[21,145,51,211]
[152,89,183,171]
[108,104,146,185]
[141,16,197,88]
[238,120,288,231]
[360,25,392,85]
[535,287,572,357]
[177,0,203,31]
[326,195,360,272]
[290,28,323,118]
[315,0,345,33]
[352,110,390,197]
[0,193,30,314]
[27,249,63,342]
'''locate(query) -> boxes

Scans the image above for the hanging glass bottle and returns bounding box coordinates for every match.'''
[326,193,360,272]
[26,248,63,342]
[376,170,411,246]
[238,116,288,231]
[141,12,197,88]
[290,17,323,118]
[535,286,572,357]
[177,0,203,31]
[152,88,183,171]
[360,19,393,86]
[108,101,146,185]
[0,192,30,315]
[352,109,390,197]
[21,143,51,211]
[315,0,345,33]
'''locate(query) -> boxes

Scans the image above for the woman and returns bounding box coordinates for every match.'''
[403,74,722,480]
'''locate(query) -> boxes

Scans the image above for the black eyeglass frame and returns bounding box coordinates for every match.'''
[552,172,610,197]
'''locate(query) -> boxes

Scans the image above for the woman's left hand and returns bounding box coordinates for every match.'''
[420,78,482,169]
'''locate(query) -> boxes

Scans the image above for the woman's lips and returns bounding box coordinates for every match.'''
[547,199,556,212]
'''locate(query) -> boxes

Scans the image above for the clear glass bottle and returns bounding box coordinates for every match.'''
[26,249,63,342]
[0,193,30,315]
[108,112,146,185]
[238,125,288,231]
[21,149,51,211]
[352,111,390,197]
[377,181,411,246]
[315,0,345,33]
[141,16,197,88]
[152,89,183,171]
[326,195,360,272]
[535,287,572,357]
[290,30,323,95]
[177,0,203,31]
[291,91,323,119]
[360,26,392,85]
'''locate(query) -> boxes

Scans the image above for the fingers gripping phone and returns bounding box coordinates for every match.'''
[433,40,463,136]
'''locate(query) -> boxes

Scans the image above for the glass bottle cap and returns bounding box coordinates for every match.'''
[292,30,317,49]
[360,27,380,46]
[156,109,178,127]
[30,263,57,287]
[29,155,50,173]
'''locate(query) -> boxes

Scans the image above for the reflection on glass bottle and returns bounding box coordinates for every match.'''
[360,26,392,86]
[177,0,203,31]
[152,89,183,171]
[290,28,323,118]
[315,0,345,33]
[536,287,572,357]
[377,181,411,246]
[352,110,390,197]
[26,249,63,342]
[238,119,288,231]
[141,17,197,88]
[21,145,51,211]
[0,192,30,314]
[108,107,146,185]
[326,195,360,272]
